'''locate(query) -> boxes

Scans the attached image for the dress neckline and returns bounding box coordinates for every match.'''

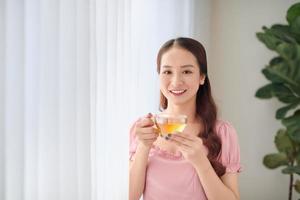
[151,144,184,160]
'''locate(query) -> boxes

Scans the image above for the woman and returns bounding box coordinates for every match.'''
[129,37,241,200]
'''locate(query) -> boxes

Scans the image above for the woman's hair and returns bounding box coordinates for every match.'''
[156,37,226,177]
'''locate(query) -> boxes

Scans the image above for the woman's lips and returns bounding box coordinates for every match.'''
[169,89,187,96]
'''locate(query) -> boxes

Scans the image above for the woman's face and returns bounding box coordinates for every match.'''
[159,46,205,107]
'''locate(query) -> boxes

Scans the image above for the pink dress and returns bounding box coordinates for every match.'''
[129,119,242,200]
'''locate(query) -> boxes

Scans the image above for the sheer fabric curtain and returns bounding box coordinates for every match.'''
[0,0,206,200]
[1,0,90,200]
[91,0,197,199]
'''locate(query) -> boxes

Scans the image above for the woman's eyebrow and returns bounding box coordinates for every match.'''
[161,64,194,68]
[181,65,194,68]
[161,65,172,68]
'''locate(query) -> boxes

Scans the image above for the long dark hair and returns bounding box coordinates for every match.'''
[156,37,226,177]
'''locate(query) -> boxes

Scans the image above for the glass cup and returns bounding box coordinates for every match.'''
[153,113,187,137]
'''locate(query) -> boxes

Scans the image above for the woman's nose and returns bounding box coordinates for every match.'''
[171,73,183,86]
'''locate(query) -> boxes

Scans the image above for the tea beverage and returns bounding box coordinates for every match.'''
[154,114,187,137]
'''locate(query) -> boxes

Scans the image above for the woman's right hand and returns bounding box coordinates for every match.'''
[134,113,159,149]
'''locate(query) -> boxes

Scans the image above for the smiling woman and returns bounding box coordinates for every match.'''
[129,37,242,200]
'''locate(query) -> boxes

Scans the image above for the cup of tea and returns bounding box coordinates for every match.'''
[153,113,187,137]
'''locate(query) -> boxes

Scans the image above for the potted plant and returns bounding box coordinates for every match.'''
[255,2,300,200]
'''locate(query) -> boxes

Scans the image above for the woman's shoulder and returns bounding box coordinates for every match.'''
[215,119,242,173]
[215,119,239,142]
[215,119,234,128]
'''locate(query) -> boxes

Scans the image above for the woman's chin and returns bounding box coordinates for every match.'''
[167,95,196,107]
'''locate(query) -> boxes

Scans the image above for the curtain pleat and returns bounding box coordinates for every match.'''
[39,0,60,199]
[0,0,5,199]
[89,0,97,199]
[24,0,40,200]
[76,0,91,199]
[5,1,25,200]
[59,0,78,199]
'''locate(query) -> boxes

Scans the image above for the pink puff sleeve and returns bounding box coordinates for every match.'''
[129,119,140,161]
[216,120,242,173]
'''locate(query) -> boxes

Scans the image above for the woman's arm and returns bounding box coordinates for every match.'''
[194,156,240,200]
[129,114,159,200]
[129,144,151,200]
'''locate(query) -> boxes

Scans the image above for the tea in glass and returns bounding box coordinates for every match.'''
[154,114,187,137]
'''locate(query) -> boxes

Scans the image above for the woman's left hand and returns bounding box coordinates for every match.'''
[170,133,208,167]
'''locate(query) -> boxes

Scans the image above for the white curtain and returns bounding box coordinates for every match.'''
[1,0,91,200]
[90,1,198,199]
[0,0,208,199]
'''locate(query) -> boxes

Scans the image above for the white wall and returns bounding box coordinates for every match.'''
[192,0,212,55]
[208,0,299,199]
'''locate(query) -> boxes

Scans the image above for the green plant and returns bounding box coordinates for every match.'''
[255,3,300,200]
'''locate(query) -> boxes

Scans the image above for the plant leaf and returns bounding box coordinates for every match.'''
[294,180,300,193]
[264,43,300,95]
[255,84,274,99]
[263,153,289,169]
[282,166,300,175]
[276,102,300,119]
[272,83,298,104]
[255,82,299,103]
[287,3,300,25]
[283,110,300,142]
[291,16,300,35]
[269,24,298,44]
[275,129,294,154]
[276,43,300,62]
[270,56,284,66]
[256,32,283,51]
[262,67,284,83]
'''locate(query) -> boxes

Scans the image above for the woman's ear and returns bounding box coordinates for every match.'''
[200,75,206,85]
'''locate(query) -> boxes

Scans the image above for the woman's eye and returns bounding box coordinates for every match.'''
[162,70,172,74]
[183,70,192,74]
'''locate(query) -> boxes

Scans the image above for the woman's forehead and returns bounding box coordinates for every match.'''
[160,47,198,67]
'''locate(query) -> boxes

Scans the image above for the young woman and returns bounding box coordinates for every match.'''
[129,37,241,200]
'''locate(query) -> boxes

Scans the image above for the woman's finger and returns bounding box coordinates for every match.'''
[172,133,194,141]
[136,117,154,128]
[177,144,189,152]
[144,138,157,143]
[144,112,153,118]
[169,136,192,147]
[144,139,157,146]
[139,133,158,140]
[136,127,159,134]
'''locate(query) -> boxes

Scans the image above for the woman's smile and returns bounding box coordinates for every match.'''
[169,89,187,96]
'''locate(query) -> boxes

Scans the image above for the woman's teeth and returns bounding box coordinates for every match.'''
[170,90,186,95]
